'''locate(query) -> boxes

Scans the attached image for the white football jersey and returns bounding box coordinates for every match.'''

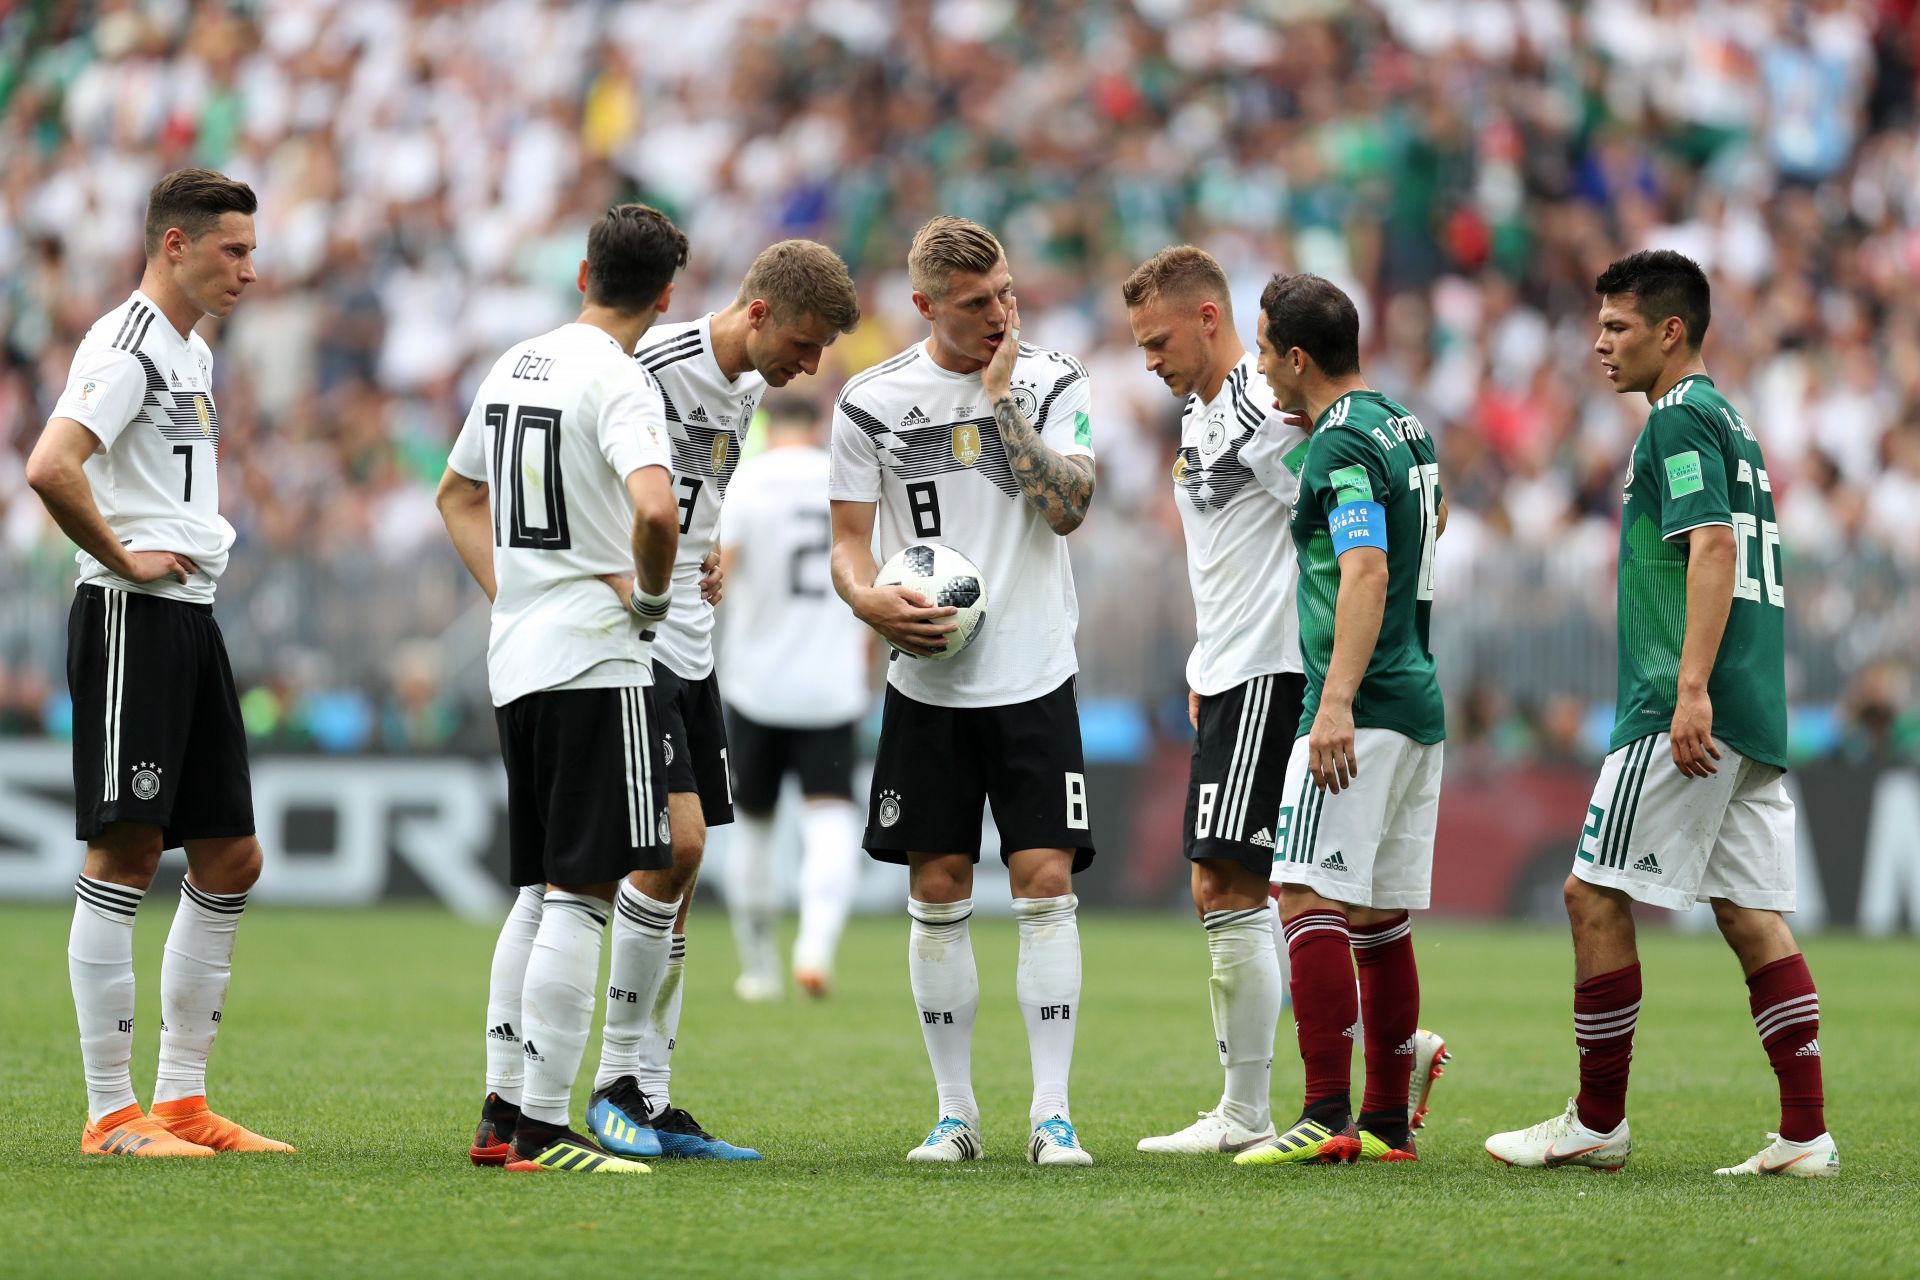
[1176,353,1307,695]
[447,322,673,707]
[829,339,1094,709]
[717,444,870,727]
[634,315,765,681]
[50,291,236,602]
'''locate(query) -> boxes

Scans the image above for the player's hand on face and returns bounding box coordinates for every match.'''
[699,550,724,606]
[1307,702,1358,794]
[983,298,1020,401]
[1669,689,1720,778]
[125,550,198,585]
[857,583,957,659]
[1188,689,1201,732]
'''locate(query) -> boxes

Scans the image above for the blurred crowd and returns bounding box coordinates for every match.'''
[3,0,1920,761]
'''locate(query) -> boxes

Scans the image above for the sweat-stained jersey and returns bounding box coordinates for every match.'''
[828,339,1093,709]
[635,315,765,680]
[1290,389,1444,744]
[447,323,673,707]
[1174,352,1308,695]
[1611,374,1786,767]
[50,290,235,602]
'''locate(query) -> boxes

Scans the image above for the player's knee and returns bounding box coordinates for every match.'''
[1564,874,1628,935]
[909,861,972,904]
[188,835,263,894]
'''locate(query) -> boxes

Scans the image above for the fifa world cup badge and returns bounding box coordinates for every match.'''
[710,433,729,475]
[952,422,981,467]
[195,394,212,435]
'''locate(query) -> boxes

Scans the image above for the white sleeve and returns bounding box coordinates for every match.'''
[1035,358,1094,461]
[598,367,673,479]
[447,397,489,481]
[1244,419,1306,505]
[50,345,146,449]
[828,393,882,501]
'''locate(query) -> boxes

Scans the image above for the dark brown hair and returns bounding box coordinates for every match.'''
[587,204,690,313]
[144,168,257,258]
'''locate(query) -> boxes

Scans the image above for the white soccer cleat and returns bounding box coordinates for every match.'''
[906,1116,983,1163]
[1137,1108,1276,1155]
[1485,1098,1630,1171]
[1409,1028,1451,1130]
[733,972,781,1003]
[1715,1131,1839,1178]
[1028,1115,1094,1166]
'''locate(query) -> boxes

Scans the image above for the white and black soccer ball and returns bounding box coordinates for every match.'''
[873,541,988,661]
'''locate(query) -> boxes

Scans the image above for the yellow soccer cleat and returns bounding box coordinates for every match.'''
[1357,1128,1418,1162]
[1233,1116,1361,1167]
[505,1128,649,1174]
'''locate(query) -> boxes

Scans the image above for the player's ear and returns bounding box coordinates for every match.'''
[655,280,675,316]
[575,259,590,296]
[911,291,935,323]
[747,298,770,327]
[1198,300,1217,334]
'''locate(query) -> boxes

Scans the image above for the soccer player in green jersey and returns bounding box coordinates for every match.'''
[1486,250,1838,1179]
[1236,274,1446,1168]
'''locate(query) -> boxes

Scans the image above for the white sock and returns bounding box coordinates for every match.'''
[153,879,248,1105]
[794,799,862,976]
[634,934,685,1114]
[484,885,544,1104]
[70,875,144,1121]
[1204,906,1281,1133]
[1012,894,1081,1126]
[596,882,681,1090]
[726,810,780,986]
[1271,896,1292,1010]
[908,897,979,1128]
[517,891,607,1126]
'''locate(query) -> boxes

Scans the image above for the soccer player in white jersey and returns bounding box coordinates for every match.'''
[717,399,873,1001]
[439,204,685,1174]
[584,241,860,1162]
[27,168,293,1158]
[1123,249,1452,1157]
[829,216,1098,1166]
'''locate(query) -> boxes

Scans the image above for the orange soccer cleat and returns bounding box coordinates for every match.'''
[150,1097,297,1153]
[82,1103,217,1157]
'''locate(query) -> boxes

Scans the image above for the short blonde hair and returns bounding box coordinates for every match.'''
[1121,244,1232,311]
[738,240,861,333]
[908,216,1004,299]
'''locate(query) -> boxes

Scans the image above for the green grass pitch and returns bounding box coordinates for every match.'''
[1,903,1915,1278]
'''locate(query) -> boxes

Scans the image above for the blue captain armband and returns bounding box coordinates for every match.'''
[1328,501,1387,555]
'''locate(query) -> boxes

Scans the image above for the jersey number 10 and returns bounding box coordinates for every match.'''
[487,403,571,550]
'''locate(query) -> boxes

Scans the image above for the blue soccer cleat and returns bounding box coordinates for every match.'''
[645,1106,761,1160]
[586,1076,663,1159]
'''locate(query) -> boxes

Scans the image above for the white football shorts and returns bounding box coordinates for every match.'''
[1271,727,1442,910]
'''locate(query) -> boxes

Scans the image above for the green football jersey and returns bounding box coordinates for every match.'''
[1290,389,1445,744]
[1612,374,1786,767]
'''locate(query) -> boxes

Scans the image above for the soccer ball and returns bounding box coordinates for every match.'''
[873,541,988,661]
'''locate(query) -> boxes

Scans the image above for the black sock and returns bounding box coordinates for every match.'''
[513,1115,560,1156]
[483,1092,521,1138]
[1302,1093,1351,1132]
[1358,1109,1409,1148]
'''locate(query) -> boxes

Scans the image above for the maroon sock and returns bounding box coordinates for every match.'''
[1747,953,1825,1142]
[1352,913,1418,1122]
[1282,909,1357,1113]
[1573,962,1640,1134]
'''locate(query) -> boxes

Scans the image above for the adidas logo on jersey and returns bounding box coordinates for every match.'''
[1319,851,1348,872]
[1797,1039,1822,1057]
[1633,853,1662,874]
[1248,827,1275,849]
[901,405,930,427]
[687,404,710,424]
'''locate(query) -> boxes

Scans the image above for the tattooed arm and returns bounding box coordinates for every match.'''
[992,395,1095,535]
[982,300,1095,536]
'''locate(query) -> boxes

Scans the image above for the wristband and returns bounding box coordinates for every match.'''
[629,588,670,623]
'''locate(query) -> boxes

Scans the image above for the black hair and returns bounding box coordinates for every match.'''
[587,204,690,313]
[1594,249,1711,350]
[1258,273,1360,377]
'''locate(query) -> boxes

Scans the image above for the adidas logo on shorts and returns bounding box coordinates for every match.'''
[1632,853,1662,874]
[1249,827,1275,849]
[1797,1039,1821,1057]
[1319,851,1347,873]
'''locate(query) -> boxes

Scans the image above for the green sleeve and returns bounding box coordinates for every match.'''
[1304,426,1390,516]
[1647,405,1731,540]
